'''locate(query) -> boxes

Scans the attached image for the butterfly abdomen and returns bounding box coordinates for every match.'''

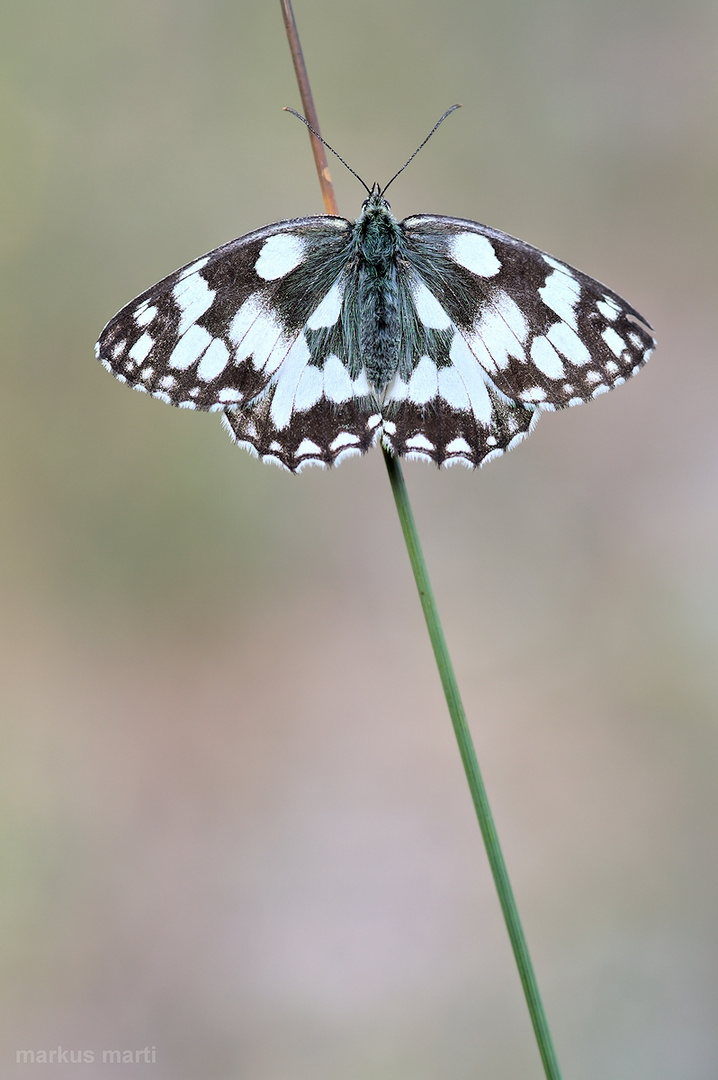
[356,195,404,392]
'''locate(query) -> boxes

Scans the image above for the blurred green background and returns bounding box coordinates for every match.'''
[1,0,717,1077]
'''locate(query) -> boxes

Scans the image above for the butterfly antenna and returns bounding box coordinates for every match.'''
[283,107,372,196]
[381,104,462,197]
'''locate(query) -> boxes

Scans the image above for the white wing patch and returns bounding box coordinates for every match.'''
[597,297,620,321]
[296,438,322,457]
[295,363,324,412]
[197,338,230,381]
[545,321,591,368]
[437,366,471,410]
[468,292,528,372]
[530,336,565,379]
[254,234,305,280]
[539,263,581,329]
[128,333,154,365]
[411,278,452,329]
[269,336,313,429]
[135,305,157,328]
[601,327,627,358]
[172,273,215,335]
[408,356,439,403]
[228,296,288,373]
[449,233,501,277]
[447,334,494,424]
[307,279,344,328]
[169,324,213,370]
[406,434,434,452]
[323,353,355,403]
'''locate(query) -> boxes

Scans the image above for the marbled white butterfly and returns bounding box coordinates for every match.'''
[96,115,655,473]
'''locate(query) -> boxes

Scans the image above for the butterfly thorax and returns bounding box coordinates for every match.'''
[353,186,405,393]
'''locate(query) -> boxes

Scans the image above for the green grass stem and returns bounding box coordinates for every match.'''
[280,2,563,1072]
[382,445,563,1080]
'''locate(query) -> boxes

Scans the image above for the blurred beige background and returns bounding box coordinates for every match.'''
[1,1,716,1077]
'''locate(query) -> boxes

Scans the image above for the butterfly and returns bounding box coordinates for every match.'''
[96,114,655,473]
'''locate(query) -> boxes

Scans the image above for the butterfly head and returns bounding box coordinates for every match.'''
[361,182,392,214]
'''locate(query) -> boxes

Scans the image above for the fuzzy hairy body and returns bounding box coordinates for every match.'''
[353,190,405,392]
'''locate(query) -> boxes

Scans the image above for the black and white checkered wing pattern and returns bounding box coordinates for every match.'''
[97,203,655,472]
[96,216,382,470]
[384,215,655,466]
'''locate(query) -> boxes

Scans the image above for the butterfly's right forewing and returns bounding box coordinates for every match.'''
[96,216,354,415]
